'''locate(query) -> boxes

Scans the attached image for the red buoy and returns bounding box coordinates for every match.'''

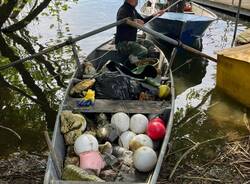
[150,117,165,126]
[147,118,166,140]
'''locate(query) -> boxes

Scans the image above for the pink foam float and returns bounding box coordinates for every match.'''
[79,151,105,175]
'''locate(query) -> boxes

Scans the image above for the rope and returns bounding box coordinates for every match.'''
[87,50,113,63]
[172,58,193,73]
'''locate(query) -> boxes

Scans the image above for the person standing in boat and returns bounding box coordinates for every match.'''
[115,0,164,65]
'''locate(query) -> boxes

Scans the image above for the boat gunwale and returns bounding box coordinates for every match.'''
[191,2,218,20]
[140,1,218,21]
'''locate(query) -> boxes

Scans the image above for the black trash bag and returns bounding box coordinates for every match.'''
[106,61,157,79]
[94,72,141,100]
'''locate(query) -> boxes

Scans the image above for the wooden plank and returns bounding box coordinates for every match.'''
[217,43,250,63]
[63,98,171,114]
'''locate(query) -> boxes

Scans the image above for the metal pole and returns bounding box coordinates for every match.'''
[126,19,217,62]
[231,0,242,47]
[0,18,128,71]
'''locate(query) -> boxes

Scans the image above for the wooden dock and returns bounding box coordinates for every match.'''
[216,44,250,108]
[192,0,250,19]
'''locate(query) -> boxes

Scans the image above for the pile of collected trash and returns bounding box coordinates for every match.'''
[69,60,171,105]
[61,111,168,182]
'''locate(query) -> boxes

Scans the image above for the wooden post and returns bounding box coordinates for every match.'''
[231,0,242,47]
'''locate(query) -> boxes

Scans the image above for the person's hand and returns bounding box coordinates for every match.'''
[156,9,165,16]
[153,9,165,17]
[134,19,144,25]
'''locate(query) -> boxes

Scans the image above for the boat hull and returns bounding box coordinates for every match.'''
[141,2,217,50]
[147,14,213,49]
[44,38,175,184]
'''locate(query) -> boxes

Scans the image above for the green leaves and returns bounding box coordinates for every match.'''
[0,56,10,66]
[61,4,68,11]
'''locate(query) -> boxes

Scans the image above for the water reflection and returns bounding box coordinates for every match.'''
[0,1,78,157]
[162,12,250,182]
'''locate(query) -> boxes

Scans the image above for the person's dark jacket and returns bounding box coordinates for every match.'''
[115,2,153,44]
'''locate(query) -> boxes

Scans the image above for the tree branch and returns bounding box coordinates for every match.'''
[1,0,52,33]
[0,0,18,28]
[10,0,29,19]
[0,73,40,104]
[5,32,66,88]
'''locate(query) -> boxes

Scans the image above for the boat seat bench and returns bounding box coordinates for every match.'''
[63,98,171,114]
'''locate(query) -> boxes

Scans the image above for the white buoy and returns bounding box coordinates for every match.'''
[74,134,99,155]
[111,112,130,133]
[133,146,157,172]
[129,134,153,151]
[130,114,148,134]
[118,131,136,149]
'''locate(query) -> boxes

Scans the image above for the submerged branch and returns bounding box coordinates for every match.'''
[169,135,227,180]
[0,125,21,141]
[177,88,214,125]
[177,175,222,183]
